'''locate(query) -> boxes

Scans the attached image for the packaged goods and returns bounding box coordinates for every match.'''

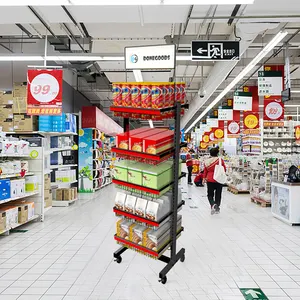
[44,174,51,190]
[129,128,167,152]
[114,161,129,182]
[63,189,73,201]
[115,192,127,210]
[1,206,18,227]
[0,212,6,231]
[0,91,13,105]
[131,84,141,108]
[13,97,27,113]
[112,83,122,106]
[0,106,13,120]
[164,84,170,107]
[55,189,63,201]
[121,84,131,107]
[124,195,137,214]
[127,162,144,185]
[25,176,38,192]
[151,84,164,109]
[0,119,14,132]
[13,82,27,98]
[25,201,34,219]
[13,114,38,132]
[116,127,150,149]
[143,130,174,154]
[18,205,28,224]
[134,197,148,218]
[132,225,148,245]
[0,179,11,200]
[145,199,169,221]
[141,84,152,108]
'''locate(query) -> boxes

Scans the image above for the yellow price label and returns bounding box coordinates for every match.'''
[203,135,209,143]
[244,114,258,129]
[215,129,224,139]
[296,127,300,139]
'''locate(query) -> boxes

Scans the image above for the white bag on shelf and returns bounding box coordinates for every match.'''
[213,158,227,184]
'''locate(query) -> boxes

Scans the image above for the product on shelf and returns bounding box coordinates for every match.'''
[54,187,77,201]
[134,197,148,218]
[0,211,6,231]
[25,176,38,192]
[143,130,174,154]
[13,114,38,132]
[0,206,18,228]
[39,113,77,133]
[0,179,11,200]
[116,127,149,149]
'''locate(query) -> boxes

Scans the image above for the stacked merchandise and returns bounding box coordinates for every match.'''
[242,135,261,154]
[263,121,300,155]
[226,156,251,193]
[79,128,114,193]
[44,174,52,209]
[0,83,38,132]
[114,191,183,255]
[53,187,78,207]
[39,113,77,133]
[111,82,186,120]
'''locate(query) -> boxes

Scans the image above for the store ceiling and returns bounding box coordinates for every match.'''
[0,0,300,127]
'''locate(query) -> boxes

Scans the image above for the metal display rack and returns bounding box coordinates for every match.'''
[112,100,186,284]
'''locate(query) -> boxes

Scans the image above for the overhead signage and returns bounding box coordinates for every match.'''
[244,112,259,130]
[263,121,284,127]
[218,109,233,121]
[27,69,63,115]
[239,288,268,300]
[125,44,175,70]
[234,91,253,111]
[206,118,219,128]
[258,70,283,96]
[191,40,240,61]
[214,128,224,139]
[228,121,240,135]
[264,96,284,121]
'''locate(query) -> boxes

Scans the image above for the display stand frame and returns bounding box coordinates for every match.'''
[112,46,186,284]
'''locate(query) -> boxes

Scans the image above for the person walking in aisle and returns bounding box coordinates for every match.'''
[203,147,226,215]
[186,149,194,185]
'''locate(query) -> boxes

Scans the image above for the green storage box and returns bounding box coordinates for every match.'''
[114,161,129,182]
[127,162,144,186]
[142,162,172,190]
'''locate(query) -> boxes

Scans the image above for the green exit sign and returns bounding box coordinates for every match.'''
[240,288,269,300]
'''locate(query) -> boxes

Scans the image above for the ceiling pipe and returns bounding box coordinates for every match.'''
[61,23,87,52]
[189,14,300,20]
[15,24,33,38]
[61,6,86,38]
[182,5,194,36]
[28,6,57,38]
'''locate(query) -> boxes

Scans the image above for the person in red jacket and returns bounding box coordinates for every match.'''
[186,150,194,185]
[203,147,226,214]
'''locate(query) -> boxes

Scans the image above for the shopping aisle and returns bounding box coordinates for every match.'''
[0,184,300,300]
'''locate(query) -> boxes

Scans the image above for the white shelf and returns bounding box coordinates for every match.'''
[0,172,34,179]
[52,198,77,207]
[93,182,111,190]
[4,131,77,136]
[0,215,39,235]
[263,137,295,139]
[51,180,78,188]
[50,164,77,169]
[0,154,30,158]
[0,191,39,205]
[46,147,73,154]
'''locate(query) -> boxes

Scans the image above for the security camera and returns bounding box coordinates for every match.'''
[198,88,206,98]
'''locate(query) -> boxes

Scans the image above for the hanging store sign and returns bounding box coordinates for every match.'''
[264,96,284,121]
[125,44,175,70]
[263,121,284,127]
[200,142,208,149]
[258,71,283,96]
[214,128,224,139]
[206,118,219,128]
[191,40,240,61]
[233,91,252,111]
[27,69,63,115]
[228,121,240,135]
[244,112,259,130]
[218,109,233,121]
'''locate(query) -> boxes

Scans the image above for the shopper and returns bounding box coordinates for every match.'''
[186,150,193,185]
[203,147,226,214]
[194,170,204,187]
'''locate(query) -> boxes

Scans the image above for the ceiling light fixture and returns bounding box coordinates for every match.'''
[185,30,288,133]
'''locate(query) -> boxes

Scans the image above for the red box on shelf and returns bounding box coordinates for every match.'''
[129,128,167,152]
[116,127,150,149]
[143,130,174,154]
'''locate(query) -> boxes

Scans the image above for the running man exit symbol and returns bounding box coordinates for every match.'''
[240,288,269,300]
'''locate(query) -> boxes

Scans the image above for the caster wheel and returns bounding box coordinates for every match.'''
[180,254,185,262]
[159,276,167,284]
[115,256,122,264]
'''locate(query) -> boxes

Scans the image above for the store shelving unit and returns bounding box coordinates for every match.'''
[111,100,187,284]
[52,198,78,207]
[79,128,114,193]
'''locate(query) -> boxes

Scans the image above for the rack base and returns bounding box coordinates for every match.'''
[251,197,271,207]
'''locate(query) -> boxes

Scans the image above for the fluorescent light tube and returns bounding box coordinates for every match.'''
[292,90,300,93]
[185,30,288,133]
[149,120,154,128]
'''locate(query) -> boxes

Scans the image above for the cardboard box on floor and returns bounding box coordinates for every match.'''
[44,189,52,208]
[13,114,38,132]
[55,189,63,201]
[44,174,51,190]
[63,189,72,201]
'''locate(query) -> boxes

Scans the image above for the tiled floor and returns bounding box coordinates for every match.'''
[1,181,300,300]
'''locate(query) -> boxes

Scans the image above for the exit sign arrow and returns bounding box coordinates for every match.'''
[240,288,269,300]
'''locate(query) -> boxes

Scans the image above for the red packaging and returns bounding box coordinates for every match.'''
[163,84,170,108]
[181,82,186,104]
[141,84,152,108]
[175,83,181,102]
[121,84,131,107]
[129,128,168,152]
[131,84,141,108]
[169,84,175,107]
[116,127,151,149]
[151,84,164,109]
[143,130,174,154]
[112,83,122,106]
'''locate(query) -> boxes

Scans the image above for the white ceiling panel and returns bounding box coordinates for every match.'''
[0,7,36,24]
[67,6,140,23]
[0,24,23,36]
[37,6,70,23]
[96,61,125,71]
[142,6,188,23]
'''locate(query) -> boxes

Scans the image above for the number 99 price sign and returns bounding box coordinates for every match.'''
[27,69,63,115]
